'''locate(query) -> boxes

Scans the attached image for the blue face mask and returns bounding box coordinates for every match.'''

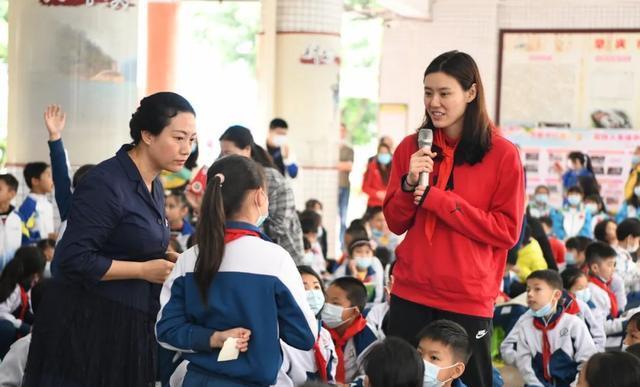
[575,288,592,303]
[530,294,558,318]
[377,153,392,165]
[635,186,640,198]
[632,155,640,166]
[535,194,549,205]
[565,251,576,265]
[255,191,269,228]
[423,360,457,387]
[306,289,325,316]
[567,195,582,207]
[371,229,384,239]
[355,256,373,270]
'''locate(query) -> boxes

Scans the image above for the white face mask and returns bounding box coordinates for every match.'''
[305,289,325,316]
[255,190,269,228]
[272,135,287,147]
[354,256,373,270]
[585,203,598,214]
[423,359,458,387]
[321,303,345,328]
[635,186,640,198]
[567,195,582,207]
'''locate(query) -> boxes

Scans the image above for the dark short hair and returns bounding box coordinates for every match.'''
[584,352,640,387]
[565,236,592,252]
[363,337,424,387]
[561,267,587,290]
[617,218,640,241]
[305,199,322,211]
[417,319,472,363]
[23,162,49,189]
[72,164,95,189]
[297,265,326,297]
[0,173,18,192]
[527,269,563,291]
[129,92,195,145]
[585,241,617,267]
[329,276,368,313]
[594,219,616,243]
[567,185,584,195]
[219,125,254,150]
[269,118,288,130]
[299,210,321,234]
[375,246,392,268]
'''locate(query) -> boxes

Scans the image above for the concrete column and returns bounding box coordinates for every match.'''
[258,0,343,256]
[147,0,179,95]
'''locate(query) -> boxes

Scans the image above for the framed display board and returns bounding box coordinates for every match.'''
[497,29,640,129]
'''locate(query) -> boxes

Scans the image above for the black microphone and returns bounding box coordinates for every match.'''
[418,129,433,187]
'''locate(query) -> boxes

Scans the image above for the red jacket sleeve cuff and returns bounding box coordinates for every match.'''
[422,186,445,211]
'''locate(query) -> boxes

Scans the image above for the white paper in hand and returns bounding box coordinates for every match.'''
[217,337,240,362]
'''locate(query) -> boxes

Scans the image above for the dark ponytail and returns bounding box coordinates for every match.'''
[251,144,277,170]
[0,246,46,302]
[194,155,265,303]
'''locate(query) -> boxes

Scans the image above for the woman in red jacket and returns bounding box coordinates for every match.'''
[383,51,525,387]
[362,143,392,210]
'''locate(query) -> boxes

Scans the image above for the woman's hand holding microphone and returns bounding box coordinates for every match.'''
[406,147,437,205]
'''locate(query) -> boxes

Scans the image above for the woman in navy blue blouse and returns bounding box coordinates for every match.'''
[23,92,197,387]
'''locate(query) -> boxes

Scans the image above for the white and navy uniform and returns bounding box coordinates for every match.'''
[514,308,596,387]
[0,206,23,270]
[156,221,318,386]
[604,306,640,350]
[18,193,54,244]
[365,302,389,340]
[277,322,337,386]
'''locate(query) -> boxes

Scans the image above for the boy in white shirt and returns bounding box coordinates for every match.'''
[18,162,55,244]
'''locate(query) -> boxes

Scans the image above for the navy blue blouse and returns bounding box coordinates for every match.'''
[52,144,170,313]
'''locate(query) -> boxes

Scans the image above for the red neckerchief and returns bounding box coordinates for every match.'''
[327,315,368,383]
[560,291,581,315]
[533,308,564,382]
[424,129,459,244]
[16,285,29,339]
[17,285,28,321]
[589,275,619,318]
[224,228,261,244]
[313,337,329,382]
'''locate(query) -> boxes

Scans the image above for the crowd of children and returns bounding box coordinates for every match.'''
[2,104,640,387]
[494,150,640,386]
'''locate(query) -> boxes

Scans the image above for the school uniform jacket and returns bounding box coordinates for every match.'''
[551,206,592,241]
[0,208,23,270]
[156,222,317,386]
[0,285,31,329]
[277,323,337,386]
[18,193,54,244]
[514,310,596,387]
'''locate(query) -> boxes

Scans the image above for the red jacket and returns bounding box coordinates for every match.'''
[362,158,390,208]
[549,236,566,265]
[383,132,525,318]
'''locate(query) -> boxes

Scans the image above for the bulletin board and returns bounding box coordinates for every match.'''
[496,29,640,129]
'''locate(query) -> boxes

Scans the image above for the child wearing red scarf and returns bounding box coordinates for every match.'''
[513,270,596,387]
[585,242,620,319]
[322,277,377,384]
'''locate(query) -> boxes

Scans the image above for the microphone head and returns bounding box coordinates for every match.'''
[418,128,433,148]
